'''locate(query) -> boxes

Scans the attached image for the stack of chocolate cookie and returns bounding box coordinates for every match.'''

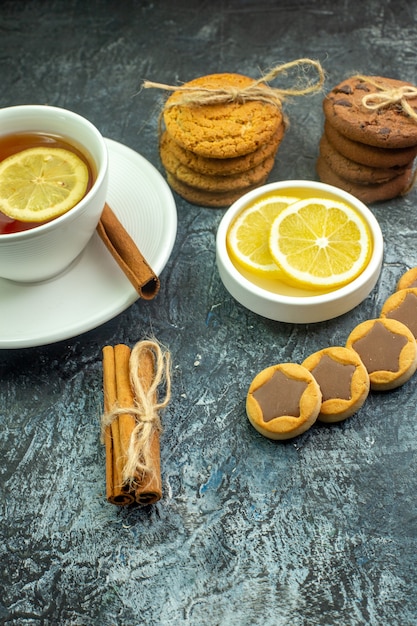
[159,73,286,208]
[317,75,417,203]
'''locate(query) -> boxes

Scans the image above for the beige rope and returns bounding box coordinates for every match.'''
[143,58,325,109]
[354,74,417,122]
[101,339,171,488]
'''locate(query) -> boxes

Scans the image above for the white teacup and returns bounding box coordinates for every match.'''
[0,104,108,282]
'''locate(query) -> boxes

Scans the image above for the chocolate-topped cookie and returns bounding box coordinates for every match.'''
[380,288,417,339]
[346,317,417,390]
[302,346,370,422]
[323,75,417,149]
[246,363,322,439]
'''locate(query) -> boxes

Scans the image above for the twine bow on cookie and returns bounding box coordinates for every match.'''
[355,75,417,123]
[350,75,417,196]
[142,58,325,109]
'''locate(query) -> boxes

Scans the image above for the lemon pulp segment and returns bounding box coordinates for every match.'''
[269,198,372,290]
[226,195,300,278]
[0,147,89,222]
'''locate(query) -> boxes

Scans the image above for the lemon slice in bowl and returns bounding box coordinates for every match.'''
[226,195,300,278]
[0,147,89,222]
[268,197,373,290]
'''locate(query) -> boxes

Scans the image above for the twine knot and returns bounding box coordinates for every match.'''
[354,75,417,123]
[142,58,325,110]
[101,339,171,489]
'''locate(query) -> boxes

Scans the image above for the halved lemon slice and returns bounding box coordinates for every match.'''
[226,195,300,278]
[268,197,373,290]
[0,147,89,222]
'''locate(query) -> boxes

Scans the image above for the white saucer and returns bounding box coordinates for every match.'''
[0,138,177,349]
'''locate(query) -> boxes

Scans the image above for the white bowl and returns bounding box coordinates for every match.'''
[216,180,384,324]
[0,104,108,282]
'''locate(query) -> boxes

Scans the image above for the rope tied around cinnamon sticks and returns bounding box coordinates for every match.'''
[142,58,325,110]
[354,74,417,122]
[101,339,171,495]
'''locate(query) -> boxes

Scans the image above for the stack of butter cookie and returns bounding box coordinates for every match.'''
[317,75,417,203]
[159,73,286,208]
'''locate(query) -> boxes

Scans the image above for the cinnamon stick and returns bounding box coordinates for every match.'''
[97,203,160,299]
[130,344,162,505]
[102,344,136,505]
[101,340,170,506]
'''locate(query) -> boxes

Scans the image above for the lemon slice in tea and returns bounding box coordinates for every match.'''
[268,197,373,290]
[0,147,89,222]
[226,195,300,278]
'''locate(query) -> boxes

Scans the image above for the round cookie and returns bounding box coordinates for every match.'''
[319,134,407,184]
[302,346,370,423]
[161,139,275,192]
[160,126,284,177]
[324,120,417,169]
[345,317,417,390]
[396,267,417,291]
[246,362,322,440]
[166,172,264,208]
[316,156,412,204]
[380,288,417,339]
[323,75,417,149]
[163,73,284,158]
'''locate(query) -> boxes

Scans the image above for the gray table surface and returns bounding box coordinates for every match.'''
[1,1,417,625]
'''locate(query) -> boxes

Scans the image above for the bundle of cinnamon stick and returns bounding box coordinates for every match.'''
[101,339,171,506]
